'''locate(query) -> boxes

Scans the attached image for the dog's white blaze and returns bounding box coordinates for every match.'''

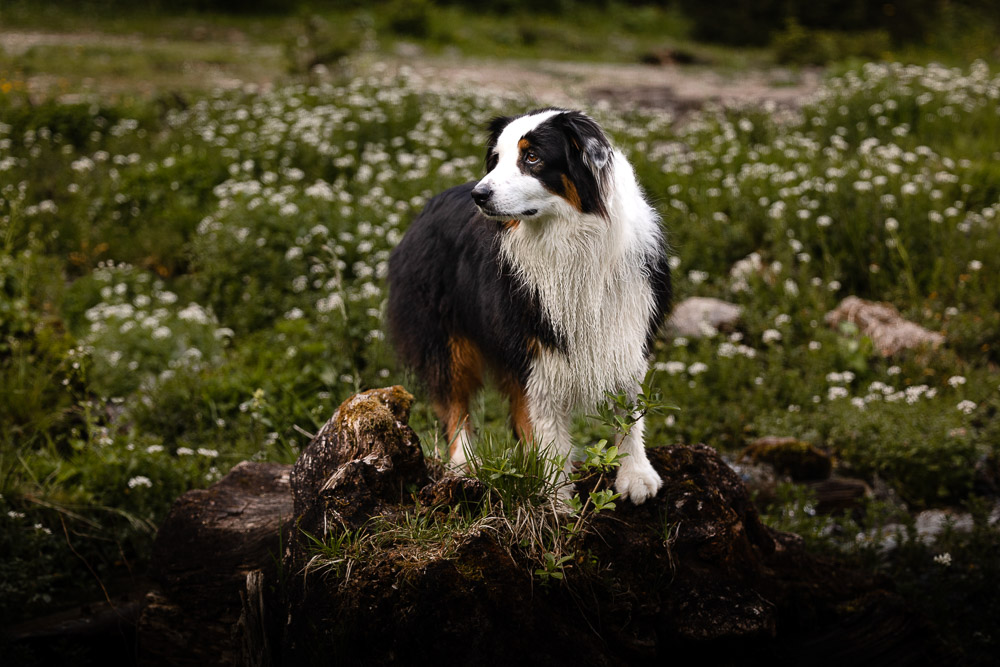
[497,139,665,503]
[479,110,564,218]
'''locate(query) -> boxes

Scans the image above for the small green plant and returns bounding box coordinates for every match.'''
[558,439,624,543]
[301,527,361,579]
[534,552,573,583]
[590,370,676,438]
[466,433,564,509]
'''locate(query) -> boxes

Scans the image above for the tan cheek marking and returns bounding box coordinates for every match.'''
[502,219,520,230]
[560,174,583,212]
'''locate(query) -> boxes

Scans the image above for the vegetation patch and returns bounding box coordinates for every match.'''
[0,29,998,658]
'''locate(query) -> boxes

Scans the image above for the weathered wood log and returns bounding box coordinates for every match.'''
[809,477,872,515]
[136,461,292,666]
[742,436,833,481]
[237,569,272,667]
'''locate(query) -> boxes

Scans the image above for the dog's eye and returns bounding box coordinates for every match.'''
[524,150,539,164]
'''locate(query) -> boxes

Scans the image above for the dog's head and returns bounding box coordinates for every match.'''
[472,108,613,222]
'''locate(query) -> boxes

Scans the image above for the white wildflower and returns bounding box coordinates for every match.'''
[688,270,709,285]
[178,303,212,324]
[828,386,849,400]
[654,361,687,375]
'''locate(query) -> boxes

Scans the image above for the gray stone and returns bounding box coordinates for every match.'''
[667,296,743,337]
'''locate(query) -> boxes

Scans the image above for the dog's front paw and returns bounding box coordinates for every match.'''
[614,459,663,504]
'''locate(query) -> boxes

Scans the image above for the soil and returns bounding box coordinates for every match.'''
[393,54,821,113]
[0,29,821,112]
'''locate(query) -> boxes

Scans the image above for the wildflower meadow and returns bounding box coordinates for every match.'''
[2,56,999,655]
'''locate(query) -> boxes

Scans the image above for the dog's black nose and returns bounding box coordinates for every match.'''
[471,183,492,206]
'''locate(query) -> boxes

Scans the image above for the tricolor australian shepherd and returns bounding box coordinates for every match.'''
[387,108,671,504]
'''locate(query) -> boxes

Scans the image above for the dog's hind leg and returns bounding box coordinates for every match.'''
[499,374,533,444]
[438,336,484,468]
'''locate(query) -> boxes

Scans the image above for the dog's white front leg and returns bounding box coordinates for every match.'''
[528,397,575,501]
[614,412,663,504]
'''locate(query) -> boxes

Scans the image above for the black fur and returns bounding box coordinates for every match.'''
[644,250,673,354]
[484,115,512,173]
[387,183,563,406]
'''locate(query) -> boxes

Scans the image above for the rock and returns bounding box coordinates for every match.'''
[808,476,872,514]
[137,461,293,666]
[667,296,743,337]
[742,436,832,481]
[914,509,974,543]
[825,296,945,356]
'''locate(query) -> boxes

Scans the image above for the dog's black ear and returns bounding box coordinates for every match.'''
[485,115,513,173]
[558,111,612,178]
[556,111,613,218]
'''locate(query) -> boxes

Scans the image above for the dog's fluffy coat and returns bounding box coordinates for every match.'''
[387,108,671,503]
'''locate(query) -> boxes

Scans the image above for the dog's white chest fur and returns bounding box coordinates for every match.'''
[499,154,660,411]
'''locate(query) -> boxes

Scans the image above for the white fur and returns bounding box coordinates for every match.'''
[476,110,665,504]
[449,429,473,470]
[479,110,565,219]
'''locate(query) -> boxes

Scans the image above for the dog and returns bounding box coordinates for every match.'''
[387,108,671,504]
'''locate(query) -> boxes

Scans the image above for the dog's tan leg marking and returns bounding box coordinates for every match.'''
[444,336,484,462]
[500,374,533,444]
